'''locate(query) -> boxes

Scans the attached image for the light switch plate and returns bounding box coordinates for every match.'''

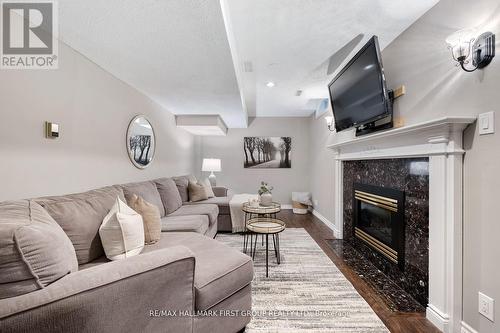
[478,111,495,135]
[479,291,495,322]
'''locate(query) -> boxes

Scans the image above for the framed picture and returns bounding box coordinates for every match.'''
[126,115,156,169]
[243,137,291,168]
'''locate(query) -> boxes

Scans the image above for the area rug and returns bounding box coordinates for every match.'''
[216,228,389,333]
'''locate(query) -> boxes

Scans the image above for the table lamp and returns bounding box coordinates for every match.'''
[202,158,221,186]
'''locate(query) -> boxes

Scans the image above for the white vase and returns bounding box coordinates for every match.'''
[260,193,273,207]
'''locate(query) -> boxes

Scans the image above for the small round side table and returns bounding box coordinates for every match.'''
[246,217,286,277]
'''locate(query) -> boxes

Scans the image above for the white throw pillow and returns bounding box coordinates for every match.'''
[200,178,215,198]
[99,197,145,260]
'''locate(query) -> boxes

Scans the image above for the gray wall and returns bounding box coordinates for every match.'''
[307,0,500,330]
[308,113,335,222]
[0,41,195,201]
[382,0,500,332]
[197,117,310,204]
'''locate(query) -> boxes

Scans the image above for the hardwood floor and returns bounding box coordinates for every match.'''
[276,210,440,333]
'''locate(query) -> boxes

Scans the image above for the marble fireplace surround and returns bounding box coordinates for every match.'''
[326,117,476,333]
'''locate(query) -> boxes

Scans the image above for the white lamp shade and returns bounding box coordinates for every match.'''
[202,158,221,172]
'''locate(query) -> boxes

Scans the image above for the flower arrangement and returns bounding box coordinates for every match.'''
[258,181,273,195]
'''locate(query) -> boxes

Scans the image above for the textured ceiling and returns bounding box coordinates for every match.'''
[58,0,439,128]
[58,0,247,127]
[225,0,440,118]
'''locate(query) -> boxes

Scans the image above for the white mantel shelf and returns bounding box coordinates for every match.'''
[327,116,476,160]
[327,116,476,333]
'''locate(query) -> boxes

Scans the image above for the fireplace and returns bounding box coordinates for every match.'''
[353,183,405,269]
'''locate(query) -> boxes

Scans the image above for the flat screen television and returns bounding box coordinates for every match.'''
[328,36,392,134]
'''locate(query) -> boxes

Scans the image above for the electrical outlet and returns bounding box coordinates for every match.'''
[479,292,495,322]
[478,111,495,135]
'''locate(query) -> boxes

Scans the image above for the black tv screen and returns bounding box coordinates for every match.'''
[328,36,392,132]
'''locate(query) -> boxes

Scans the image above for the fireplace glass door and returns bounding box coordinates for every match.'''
[353,183,405,269]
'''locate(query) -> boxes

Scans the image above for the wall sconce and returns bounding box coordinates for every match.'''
[325,115,335,132]
[446,29,495,72]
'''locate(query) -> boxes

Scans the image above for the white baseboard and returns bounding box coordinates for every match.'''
[281,204,292,210]
[460,321,478,333]
[426,305,450,333]
[312,209,340,238]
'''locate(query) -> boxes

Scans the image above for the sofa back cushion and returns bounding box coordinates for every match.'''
[35,186,124,265]
[121,181,166,217]
[0,200,78,299]
[154,177,182,214]
[173,175,197,202]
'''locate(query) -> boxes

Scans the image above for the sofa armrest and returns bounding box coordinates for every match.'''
[212,186,229,197]
[0,246,195,333]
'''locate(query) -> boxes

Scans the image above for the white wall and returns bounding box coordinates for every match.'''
[0,40,195,201]
[197,117,310,205]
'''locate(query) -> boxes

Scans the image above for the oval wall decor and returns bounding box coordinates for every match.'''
[126,115,156,169]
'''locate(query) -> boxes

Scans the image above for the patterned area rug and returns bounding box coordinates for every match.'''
[216,228,389,333]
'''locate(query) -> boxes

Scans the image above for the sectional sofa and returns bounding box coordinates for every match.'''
[0,175,253,333]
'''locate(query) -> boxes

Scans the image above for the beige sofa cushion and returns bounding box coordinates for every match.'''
[99,198,144,260]
[167,204,219,226]
[121,181,166,217]
[128,194,161,244]
[184,196,230,215]
[142,232,253,311]
[160,215,209,234]
[35,186,124,265]
[0,200,78,299]
[154,178,182,214]
[188,181,208,202]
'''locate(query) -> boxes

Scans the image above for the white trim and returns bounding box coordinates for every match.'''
[327,116,475,333]
[427,304,450,332]
[312,209,341,238]
[281,204,293,210]
[460,321,479,333]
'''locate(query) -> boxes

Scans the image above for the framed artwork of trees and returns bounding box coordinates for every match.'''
[126,115,156,169]
[243,137,291,168]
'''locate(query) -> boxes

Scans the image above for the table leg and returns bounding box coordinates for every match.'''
[272,234,278,261]
[252,234,257,260]
[243,232,248,253]
[276,233,280,264]
[266,234,269,277]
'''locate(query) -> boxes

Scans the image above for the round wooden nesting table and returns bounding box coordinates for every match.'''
[245,217,285,277]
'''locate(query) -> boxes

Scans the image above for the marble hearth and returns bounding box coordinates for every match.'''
[327,117,475,333]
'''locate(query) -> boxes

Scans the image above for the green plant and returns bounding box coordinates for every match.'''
[258,181,273,195]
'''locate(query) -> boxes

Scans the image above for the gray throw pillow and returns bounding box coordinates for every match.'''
[0,200,78,299]
[154,178,183,214]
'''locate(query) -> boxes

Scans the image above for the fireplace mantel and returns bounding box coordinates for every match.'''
[326,116,475,333]
[327,116,475,160]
